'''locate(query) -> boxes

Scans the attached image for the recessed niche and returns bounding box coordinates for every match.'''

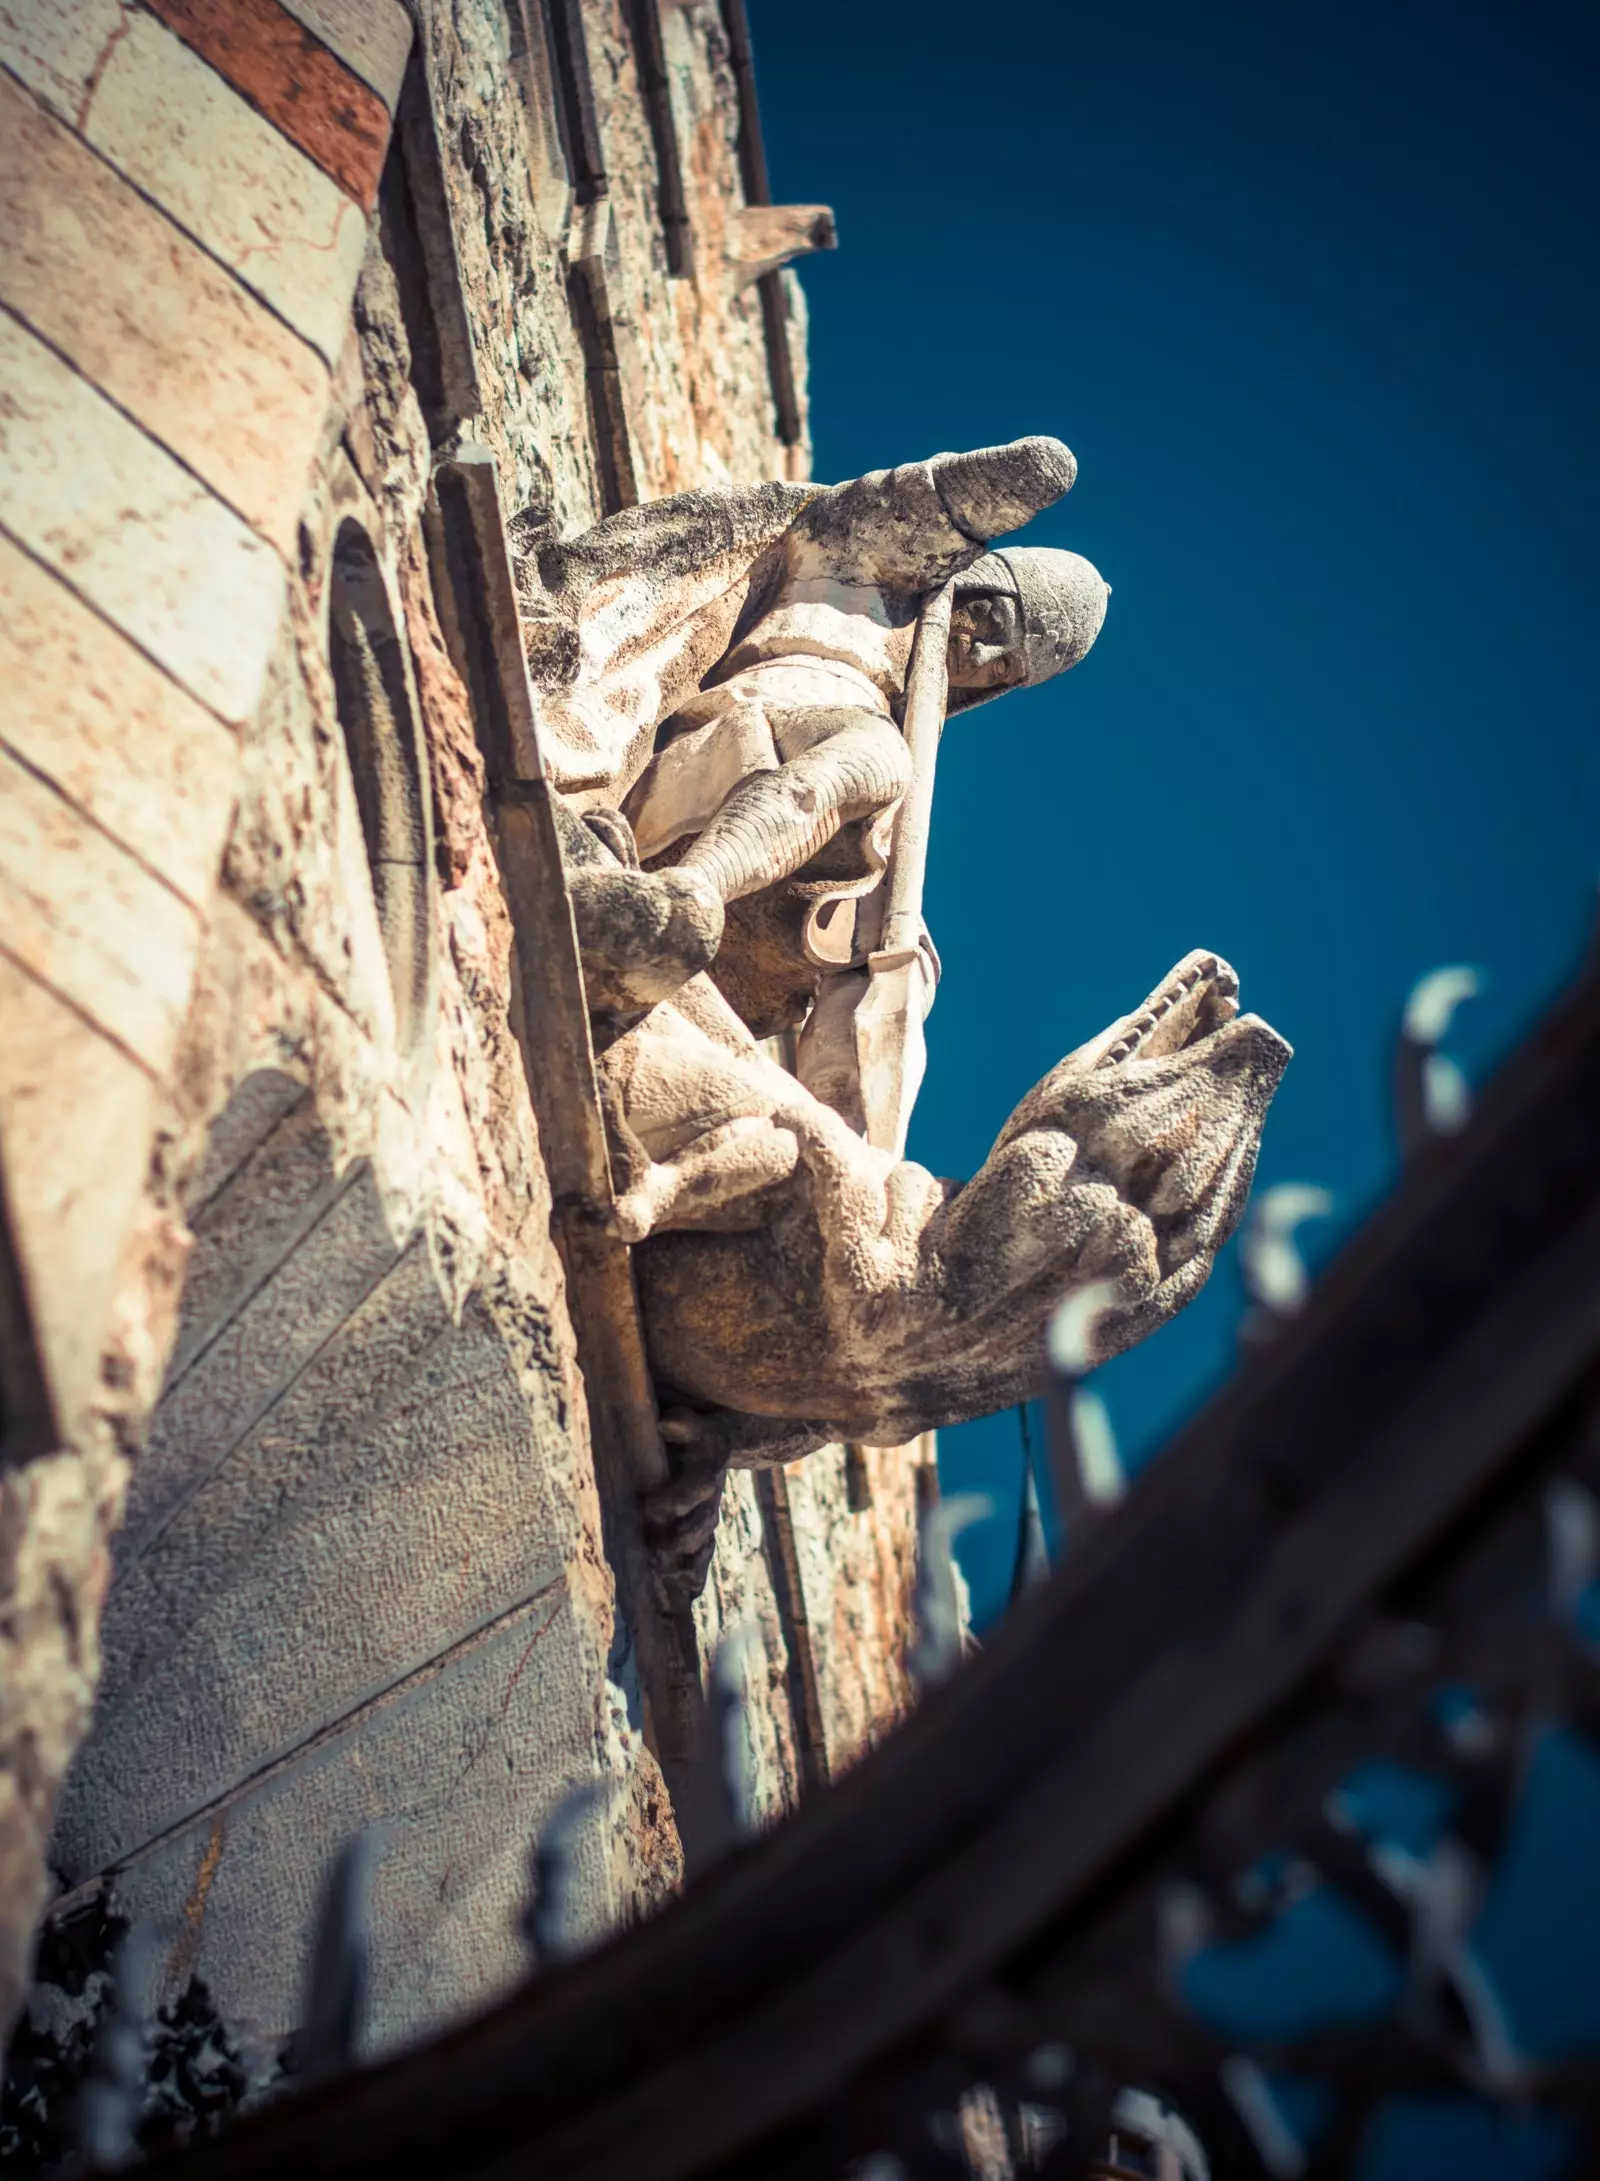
[327,521,433,1060]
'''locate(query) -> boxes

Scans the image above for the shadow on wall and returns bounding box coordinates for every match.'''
[36,1069,615,2088]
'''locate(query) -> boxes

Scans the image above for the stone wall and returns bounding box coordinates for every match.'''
[0,0,931,2080]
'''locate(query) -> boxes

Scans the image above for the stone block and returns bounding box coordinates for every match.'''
[0,746,204,1077]
[0,954,159,1434]
[81,8,369,365]
[0,309,287,728]
[143,0,391,211]
[0,73,330,556]
[0,0,126,128]
[0,539,237,914]
[277,0,411,113]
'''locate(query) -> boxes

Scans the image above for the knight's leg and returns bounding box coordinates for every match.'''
[675,718,914,904]
[612,1118,800,1243]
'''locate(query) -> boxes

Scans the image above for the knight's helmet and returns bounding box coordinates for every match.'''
[949,546,1110,709]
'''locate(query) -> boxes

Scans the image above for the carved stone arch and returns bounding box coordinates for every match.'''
[326,520,437,1073]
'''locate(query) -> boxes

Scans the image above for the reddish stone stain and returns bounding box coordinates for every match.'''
[76,8,134,133]
[143,0,392,211]
[171,1810,227,1982]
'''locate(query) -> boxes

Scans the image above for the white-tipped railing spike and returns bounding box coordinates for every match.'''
[1545,1477,1600,1619]
[1046,1281,1126,1530]
[523,1778,619,1968]
[1239,1183,1335,1319]
[1402,965,1482,1046]
[1046,1279,1123,1381]
[301,1828,386,2080]
[1110,2088,1212,2181]
[1218,2057,1307,2180]
[78,1924,160,2170]
[1367,1836,1482,2000]
[708,1624,762,1842]
[1395,965,1482,1152]
[1072,1387,1125,1509]
[910,1493,990,1689]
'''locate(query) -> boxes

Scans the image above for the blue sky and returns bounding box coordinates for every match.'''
[750,0,1600,1624]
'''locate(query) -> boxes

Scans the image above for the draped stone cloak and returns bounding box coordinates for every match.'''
[513,458,1028,834]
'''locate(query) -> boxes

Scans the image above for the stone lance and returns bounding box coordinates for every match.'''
[852,578,956,1155]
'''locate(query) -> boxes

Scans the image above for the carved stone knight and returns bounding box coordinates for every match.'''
[514,437,1108,1038]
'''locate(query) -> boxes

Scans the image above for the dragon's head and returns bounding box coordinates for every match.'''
[997,952,1292,1362]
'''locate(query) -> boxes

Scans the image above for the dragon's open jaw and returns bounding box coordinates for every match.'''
[1077,950,1242,1072]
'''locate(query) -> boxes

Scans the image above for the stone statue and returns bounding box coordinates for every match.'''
[525,438,1289,1602]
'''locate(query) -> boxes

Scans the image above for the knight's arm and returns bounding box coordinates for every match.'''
[785,435,1078,592]
[515,479,820,691]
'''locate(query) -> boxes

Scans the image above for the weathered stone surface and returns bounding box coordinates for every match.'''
[276,0,411,113]
[80,7,370,363]
[0,1440,125,2064]
[0,745,203,1075]
[116,1163,400,1570]
[694,1471,804,1827]
[142,0,391,211]
[786,1441,929,1773]
[61,1269,580,1875]
[0,537,238,912]
[0,0,125,128]
[100,1576,640,2056]
[0,72,331,555]
[0,309,287,726]
[412,0,809,531]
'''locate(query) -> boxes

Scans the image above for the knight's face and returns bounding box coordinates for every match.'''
[947,591,1027,692]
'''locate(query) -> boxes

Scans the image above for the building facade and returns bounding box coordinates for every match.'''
[0,0,932,2070]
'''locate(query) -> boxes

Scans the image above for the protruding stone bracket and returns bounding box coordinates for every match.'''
[567,199,642,514]
[726,204,836,290]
